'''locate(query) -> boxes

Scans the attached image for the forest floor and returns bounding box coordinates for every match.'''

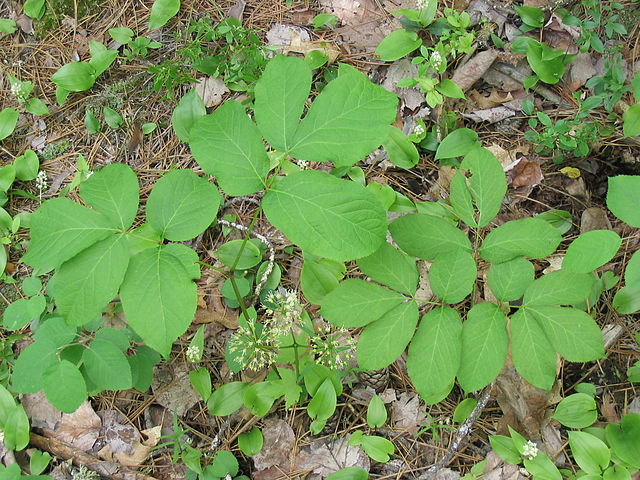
[0,0,639,478]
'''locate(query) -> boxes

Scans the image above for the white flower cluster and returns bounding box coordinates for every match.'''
[431,51,443,70]
[10,82,27,102]
[264,289,303,337]
[522,440,539,460]
[416,0,430,9]
[413,123,425,136]
[186,344,201,363]
[35,170,47,191]
[310,323,355,370]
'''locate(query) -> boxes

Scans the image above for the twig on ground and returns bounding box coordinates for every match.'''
[491,63,568,107]
[419,384,494,479]
[29,433,159,480]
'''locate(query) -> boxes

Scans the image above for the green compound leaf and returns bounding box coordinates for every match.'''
[263,170,387,261]
[300,255,345,305]
[43,360,87,413]
[356,301,419,370]
[450,146,507,227]
[382,125,419,169]
[479,217,562,264]
[146,169,221,241]
[82,338,132,392]
[79,163,139,230]
[2,295,46,330]
[171,89,206,143]
[605,414,640,469]
[375,29,422,61]
[0,108,19,141]
[48,234,130,326]
[429,249,476,303]
[51,62,96,92]
[120,246,198,357]
[148,0,180,29]
[289,64,397,168]
[487,257,534,302]
[510,309,556,390]
[563,230,622,274]
[12,318,76,393]
[528,306,604,361]
[254,55,311,151]
[357,242,418,295]
[22,198,118,273]
[458,302,508,392]
[607,175,640,228]
[407,307,462,404]
[390,213,472,260]
[552,393,598,429]
[190,100,269,196]
[523,269,595,306]
[320,278,406,328]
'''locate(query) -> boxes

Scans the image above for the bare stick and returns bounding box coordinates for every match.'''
[29,432,159,480]
[421,384,494,478]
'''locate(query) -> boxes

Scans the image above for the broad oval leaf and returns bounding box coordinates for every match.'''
[120,246,198,356]
[22,197,118,273]
[357,242,418,295]
[458,302,508,392]
[190,100,269,196]
[407,307,462,404]
[80,163,139,229]
[51,62,96,92]
[321,278,406,328]
[300,255,345,305]
[14,149,39,181]
[207,382,248,416]
[356,301,419,370]
[3,405,29,450]
[523,270,595,306]
[254,55,311,151]
[325,466,369,480]
[288,64,398,168]
[623,104,640,138]
[308,378,337,421]
[510,309,556,390]
[216,239,262,270]
[390,213,472,260]
[263,170,387,261]
[382,126,419,169]
[607,176,640,228]
[429,249,476,303]
[528,306,604,361]
[172,89,206,142]
[148,0,180,29]
[552,393,598,429]
[43,360,87,413]
[480,217,562,264]
[563,230,621,273]
[367,394,387,428]
[82,338,132,391]
[605,414,640,469]
[2,295,46,330]
[487,257,534,302]
[435,128,479,160]
[0,108,19,141]
[568,431,610,475]
[146,169,221,241]
[375,29,422,61]
[613,286,640,314]
[48,234,130,326]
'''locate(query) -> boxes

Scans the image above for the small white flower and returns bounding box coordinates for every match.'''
[431,51,443,70]
[417,0,429,8]
[413,124,425,136]
[35,170,48,191]
[296,160,309,169]
[186,344,201,362]
[522,440,539,460]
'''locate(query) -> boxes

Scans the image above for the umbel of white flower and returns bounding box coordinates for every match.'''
[416,0,430,9]
[522,440,539,461]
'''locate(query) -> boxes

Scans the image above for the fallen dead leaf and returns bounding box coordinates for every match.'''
[21,391,62,430]
[564,177,589,201]
[252,419,296,471]
[284,31,340,63]
[226,0,246,20]
[418,468,461,480]
[601,394,620,424]
[50,401,101,451]
[295,436,370,478]
[113,426,161,467]
[151,363,200,417]
[451,49,499,91]
[482,451,528,480]
[509,159,543,188]
[580,207,612,233]
[543,255,564,274]
[391,391,427,436]
[468,0,508,33]
[381,59,424,110]
[96,410,138,459]
[463,106,516,124]
[266,24,310,47]
[569,53,597,90]
[414,260,434,304]
[194,77,229,108]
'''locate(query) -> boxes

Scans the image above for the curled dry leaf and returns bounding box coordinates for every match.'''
[150,363,200,417]
[381,59,424,110]
[295,436,370,478]
[451,49,499,92]
[508,159,543,188]
[113,426,161,467]
[194,77,230,108]
[284,31,341,64]
[580,207,612,233]
[414,260,434,304]
[266,24,310,47]
[482,451,529,480]
[391,391,427,436]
